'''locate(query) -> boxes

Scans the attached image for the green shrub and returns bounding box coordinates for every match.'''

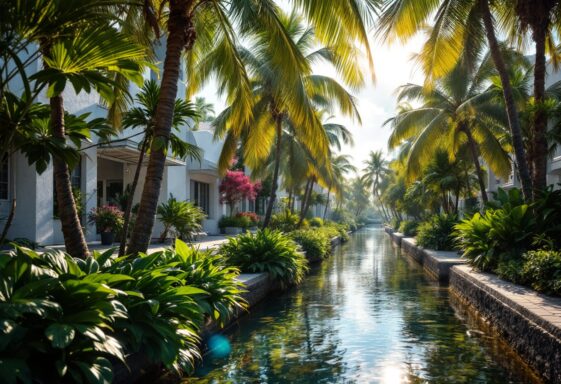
[157,195,206,242]
[495,259,525,284]
[398,220,418,237]
[269,210,300,232]
[0,241,246,383]
[390,217,401,230]
[290,229,331,260]
[309,217,324,227]
[0,247,131,383]
[455,204,535,271]
[416,213,457,251]
[521,249,561,295]
[220,229,308,286]
[218,215,251,229]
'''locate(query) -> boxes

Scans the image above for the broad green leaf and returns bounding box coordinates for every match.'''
[45,323,75,348]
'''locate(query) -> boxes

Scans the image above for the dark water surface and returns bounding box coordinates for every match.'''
[186,227,541,384]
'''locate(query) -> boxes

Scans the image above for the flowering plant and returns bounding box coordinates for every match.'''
[88,205,124,232]
[219,171,261,215]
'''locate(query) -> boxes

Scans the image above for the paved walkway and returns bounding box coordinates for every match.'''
[44,235,229,255]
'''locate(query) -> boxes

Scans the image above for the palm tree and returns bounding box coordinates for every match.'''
[501,1,561,192]
[193,97,215,128]
[127,0,376,254]
[377,0,533,201]
[385,53,516,204]
[119,80,201,256]
[16,2,146,258]
[210,12,361,228]
[362,151,391,221]
[324,154,356,219]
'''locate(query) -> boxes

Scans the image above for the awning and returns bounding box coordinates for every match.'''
[97,139,185,166]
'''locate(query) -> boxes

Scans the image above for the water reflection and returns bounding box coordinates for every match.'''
[183,227,541,384]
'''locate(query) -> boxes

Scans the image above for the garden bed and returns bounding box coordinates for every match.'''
[450,265,561,383]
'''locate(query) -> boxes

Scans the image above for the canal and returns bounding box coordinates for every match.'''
[187,227,541,383]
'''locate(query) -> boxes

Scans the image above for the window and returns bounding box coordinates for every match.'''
[191,181,210,215]
[0,154,9,200]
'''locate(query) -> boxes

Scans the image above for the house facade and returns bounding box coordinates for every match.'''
[2,45,227,245]
[487,62,561,194]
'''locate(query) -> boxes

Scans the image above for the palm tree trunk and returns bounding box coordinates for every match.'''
[118,140,148,256]
[51,95,89,258]
[463,124,489,204]
[299,178,314,225]
[262,117,283,228]
[128,2,194,254]
[323,188,331,220]
[300,179,312,217]
[287,188,293,212]
[480,0,533,201]
[531,25,549,193]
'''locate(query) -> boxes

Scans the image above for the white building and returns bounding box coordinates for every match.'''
[1,45,228,245]
[487,62,561,194]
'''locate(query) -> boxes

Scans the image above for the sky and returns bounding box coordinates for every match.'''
[195,18,426,171]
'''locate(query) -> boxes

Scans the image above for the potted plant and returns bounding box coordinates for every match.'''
[219,215,250,235]
[88,205,124,245]
[237,212,260,232]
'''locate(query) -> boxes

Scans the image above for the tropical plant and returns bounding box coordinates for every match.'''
[455,204,535,271]
[310,217,324,227]
[120,80,201,256]
[521,249,561,296]
[220,229,308,287]
[416,213,458,251]
[398,220,418,237]
[87,205,124,233]
[144,240,246,326]
[218,215,251,229]
[362,151,391,221]
[128,0,376,255]
[289,229,331,261]
[0,247,129,383]
[156,195,206,242]
[269,210,301,233]
[385,54,518,204]
[193,97,215,128]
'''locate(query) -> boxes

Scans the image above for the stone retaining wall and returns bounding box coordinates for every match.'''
[389,231,404,246]
[398,236,466,284]
[450,265,561,383]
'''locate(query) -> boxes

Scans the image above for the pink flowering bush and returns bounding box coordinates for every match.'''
[219,171,261,215]
[88,205,124,232]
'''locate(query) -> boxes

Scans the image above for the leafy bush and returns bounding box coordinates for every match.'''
[0,240,246,383]
[390,217,401,231]
[309,217,324,227]
[88,204,124,232]
[290,229,331,260]
[269,210,300,232]
[398,220,418,237]
[236,211,259,226]
[220,229,308,286]
[0,247,130,383]
[521,249,561,295]
[455,204,534,271]
[157,195,206,242]
[416,213,457,251]
[219,215,251,229]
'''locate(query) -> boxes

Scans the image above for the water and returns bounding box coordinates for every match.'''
[185,227,541,383]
